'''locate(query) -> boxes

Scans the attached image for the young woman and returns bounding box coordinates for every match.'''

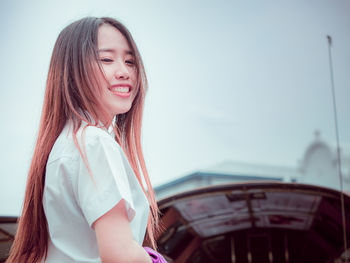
[7,17,166,263]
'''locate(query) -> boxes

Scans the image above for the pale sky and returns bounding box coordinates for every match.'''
[1,0,349,215]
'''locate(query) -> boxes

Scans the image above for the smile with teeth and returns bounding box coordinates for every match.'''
[108,86,132,98]
[109,86,130,93]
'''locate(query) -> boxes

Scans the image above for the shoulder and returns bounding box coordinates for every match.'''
[48,123,119,164]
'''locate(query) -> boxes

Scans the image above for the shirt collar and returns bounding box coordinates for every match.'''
[107,116,116,137]
[78,111,116,138]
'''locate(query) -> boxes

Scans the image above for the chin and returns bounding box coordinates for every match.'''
[113,105,133,115]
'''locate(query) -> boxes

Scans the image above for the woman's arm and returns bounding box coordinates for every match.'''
[93,199,152,263]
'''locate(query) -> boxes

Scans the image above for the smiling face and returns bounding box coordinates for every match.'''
[97,23,138,119]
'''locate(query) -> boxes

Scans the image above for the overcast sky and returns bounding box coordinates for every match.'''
[1,0,349,216]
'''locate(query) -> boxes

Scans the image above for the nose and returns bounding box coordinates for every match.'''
[114,60,129,80]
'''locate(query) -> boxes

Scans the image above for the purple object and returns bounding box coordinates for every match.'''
[143,247,167,263]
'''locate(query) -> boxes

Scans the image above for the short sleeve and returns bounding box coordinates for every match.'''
[74,128,136,227]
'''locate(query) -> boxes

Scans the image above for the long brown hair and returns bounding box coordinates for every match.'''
[6,17,159,263]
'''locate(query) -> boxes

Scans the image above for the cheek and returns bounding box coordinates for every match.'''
[100,67,114,81]
[130,67,138,80]
[93,65,109,87]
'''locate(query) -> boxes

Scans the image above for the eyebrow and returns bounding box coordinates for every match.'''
[98,48,134,55]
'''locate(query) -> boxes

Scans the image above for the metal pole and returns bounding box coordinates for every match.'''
[327,35,348,262]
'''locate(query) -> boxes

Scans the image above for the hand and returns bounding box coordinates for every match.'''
[143,247,167,263]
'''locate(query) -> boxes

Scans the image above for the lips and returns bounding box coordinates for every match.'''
[108,84,132,97]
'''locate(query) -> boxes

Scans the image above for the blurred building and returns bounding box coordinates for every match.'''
[155,162,296,200]
[298,131,350,192]
[155,131,350,200]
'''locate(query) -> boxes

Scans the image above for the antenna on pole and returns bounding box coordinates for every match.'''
[327,34,348,262]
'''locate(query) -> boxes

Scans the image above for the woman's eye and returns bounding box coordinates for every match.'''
[100,58,113,63]
[125,60,135,66]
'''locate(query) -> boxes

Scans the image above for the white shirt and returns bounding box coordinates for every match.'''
[43,122,149,263]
